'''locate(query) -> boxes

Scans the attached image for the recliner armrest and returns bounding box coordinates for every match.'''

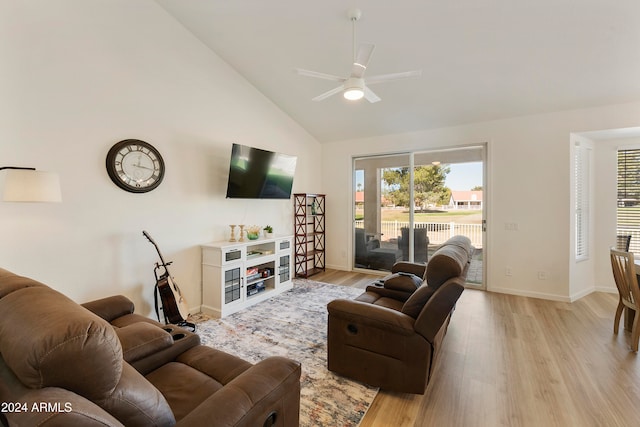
[327,298,415,336]
[176,356,301,427]
[391,261,427,277]
[82,295,135,322]
[363,285,414,302]
[130,325,201,375]
[115,322,174,364]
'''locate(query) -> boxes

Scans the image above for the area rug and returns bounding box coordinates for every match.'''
[196,279,378,427]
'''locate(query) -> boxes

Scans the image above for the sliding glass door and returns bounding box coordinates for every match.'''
[353,145,485,288]
[354,153,410,272]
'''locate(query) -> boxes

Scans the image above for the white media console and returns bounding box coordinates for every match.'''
[201,235,293,318]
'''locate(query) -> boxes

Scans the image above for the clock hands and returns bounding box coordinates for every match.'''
[126,155,155,183]
[132,163,154,171]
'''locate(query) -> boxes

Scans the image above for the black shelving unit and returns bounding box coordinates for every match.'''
[294,193,325,278]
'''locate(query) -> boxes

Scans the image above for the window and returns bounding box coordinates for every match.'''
[575,143,590,260]
[617,149,640,255]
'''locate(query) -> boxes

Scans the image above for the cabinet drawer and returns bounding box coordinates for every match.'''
[202,246,245,266]
[278,239,292,252]
[223,248,244,263]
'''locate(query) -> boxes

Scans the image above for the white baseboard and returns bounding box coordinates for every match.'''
[325,263,348,271]
[489,285,617,303]
[569,287,594,302]
[594,286,617,294]
[488,286,573,302]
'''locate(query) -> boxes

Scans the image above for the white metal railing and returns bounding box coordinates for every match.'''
[355,220,483,248]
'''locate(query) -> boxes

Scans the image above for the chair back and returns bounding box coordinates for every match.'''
[616,235,632,251]
[610,249,640,310]
[355,228,368,256]
[355,228,378,265]
[398,227,429,263]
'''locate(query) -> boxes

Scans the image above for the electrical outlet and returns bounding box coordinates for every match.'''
[505,267,513,276]
[538,271,548,280]
[504,222,519,231]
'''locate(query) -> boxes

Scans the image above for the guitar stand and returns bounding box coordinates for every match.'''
[145,231,197,333]
[153,279,196,333]
[176,320,196,332]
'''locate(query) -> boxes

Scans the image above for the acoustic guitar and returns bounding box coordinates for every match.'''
[143,231,193,329]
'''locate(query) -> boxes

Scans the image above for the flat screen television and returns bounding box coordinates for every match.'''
[225,143,297,199]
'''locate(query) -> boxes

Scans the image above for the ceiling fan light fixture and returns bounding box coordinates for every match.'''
[344,87,364,101]
[296,8,420,103]
[343,77,365,101]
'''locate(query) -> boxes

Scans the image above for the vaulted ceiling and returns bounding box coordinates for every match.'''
[156,0,640,143]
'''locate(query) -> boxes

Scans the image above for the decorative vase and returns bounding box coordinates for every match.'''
[247,232,259,240]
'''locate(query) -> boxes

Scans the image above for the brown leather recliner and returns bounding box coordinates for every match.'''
[327,235,473,394]
[0,268,301,427]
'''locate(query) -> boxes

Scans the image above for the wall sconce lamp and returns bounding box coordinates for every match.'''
[1,166,62,203]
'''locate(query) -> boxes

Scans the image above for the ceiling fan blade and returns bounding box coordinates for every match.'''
[351,43,376,78]
[366,70,422,85]
[312,85,345,102]
[296,68,345,82]
[363,86,381,103]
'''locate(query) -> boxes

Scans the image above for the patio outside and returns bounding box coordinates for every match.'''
[354,156,484,285]
[355,207,483,285]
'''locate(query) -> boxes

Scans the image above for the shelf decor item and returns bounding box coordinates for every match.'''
[238,225,245,242]
[246,225,261,240]
[229,225,237,242]
[264,225,274,238]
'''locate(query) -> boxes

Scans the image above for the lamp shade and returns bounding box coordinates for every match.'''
[3,169,62,202]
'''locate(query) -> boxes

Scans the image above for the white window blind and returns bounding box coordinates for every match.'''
[575,143,590,260]
[617,149,640,255]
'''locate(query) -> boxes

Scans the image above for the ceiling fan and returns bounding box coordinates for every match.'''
[295,8,422,103]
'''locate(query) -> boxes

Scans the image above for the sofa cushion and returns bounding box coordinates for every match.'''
[146,362,223,421]
[0,285,123,401]
[0,267,46,298]
[401,283,436,318]
[355,291,405,311]
[383,272,423,293]
[98,363,175,427]
[425,236,472,288]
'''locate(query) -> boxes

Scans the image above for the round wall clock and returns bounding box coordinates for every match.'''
[106,139,165,193]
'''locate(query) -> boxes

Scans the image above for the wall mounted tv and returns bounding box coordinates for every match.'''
[225,143,297,199]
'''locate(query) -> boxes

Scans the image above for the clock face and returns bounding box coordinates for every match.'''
[106,139,165,193]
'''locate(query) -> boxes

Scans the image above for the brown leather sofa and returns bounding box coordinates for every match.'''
[0,268,301,427]
[327,235,473,394]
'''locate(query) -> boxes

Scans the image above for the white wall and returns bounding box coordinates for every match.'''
[323,102,640,301]
[0,0,321,315]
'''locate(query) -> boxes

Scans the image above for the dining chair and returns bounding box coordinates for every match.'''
[616,235,631,252]
[610,248,640,352]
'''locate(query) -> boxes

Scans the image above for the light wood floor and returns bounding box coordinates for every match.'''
[312,269,640,427]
